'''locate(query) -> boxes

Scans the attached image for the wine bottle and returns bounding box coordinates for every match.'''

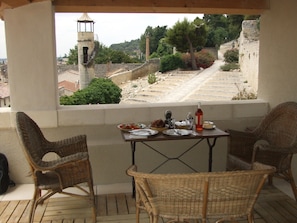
[195,102,203,131]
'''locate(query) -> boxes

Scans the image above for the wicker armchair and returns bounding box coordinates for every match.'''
[127,163,275,223]
[227,101,297,201]
[15,112,96,223]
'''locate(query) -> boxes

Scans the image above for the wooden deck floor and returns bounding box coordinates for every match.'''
[0,185,297,223]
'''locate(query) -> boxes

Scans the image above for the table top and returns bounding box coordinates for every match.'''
[121,127,229,142]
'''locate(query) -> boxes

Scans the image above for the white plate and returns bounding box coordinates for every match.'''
[162,129,193,136]
[130,129,158,136]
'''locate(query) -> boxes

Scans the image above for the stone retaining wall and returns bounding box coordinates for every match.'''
[57,63,142,77]
[57,60,160,86]
[109,59,160,85]
[239,20,260,92]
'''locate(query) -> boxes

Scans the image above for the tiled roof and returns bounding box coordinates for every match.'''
[58,80,79,93]
[58,70,79,83]
[58,69,80,93]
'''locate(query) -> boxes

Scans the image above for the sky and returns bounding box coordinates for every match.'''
[0,13,201,58]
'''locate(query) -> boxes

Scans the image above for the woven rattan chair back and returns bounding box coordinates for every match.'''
[16,112,49,169]
[16,112,96,223]
[227,101,297,201]
[253,101,297,146]
[127,163,275,223]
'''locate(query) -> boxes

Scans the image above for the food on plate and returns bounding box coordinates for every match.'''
[203,121,215,129]
[118,123,144,131]
[151,119,165,128]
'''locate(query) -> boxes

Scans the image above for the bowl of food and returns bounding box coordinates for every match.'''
[150,119,168,132]
[203,121,216,130]
[117,123,146,132]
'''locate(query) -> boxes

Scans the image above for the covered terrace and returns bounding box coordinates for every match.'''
[0,0,297,222]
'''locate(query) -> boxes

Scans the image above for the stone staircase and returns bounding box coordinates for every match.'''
[121,71,199,104]
[120,67,250,104]
[120,41,252,104]
[182,71,250,102]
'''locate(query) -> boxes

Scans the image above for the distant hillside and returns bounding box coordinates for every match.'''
[110,39,141,58]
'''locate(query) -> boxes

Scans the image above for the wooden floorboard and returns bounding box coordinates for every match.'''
[0,185,297,223]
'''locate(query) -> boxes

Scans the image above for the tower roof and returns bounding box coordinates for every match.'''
[77,13,94,23]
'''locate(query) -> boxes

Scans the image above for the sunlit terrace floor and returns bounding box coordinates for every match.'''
[0,180,297,223]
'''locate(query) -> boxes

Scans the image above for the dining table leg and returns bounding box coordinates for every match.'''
[206,137,218,172]
[130,141,136,197]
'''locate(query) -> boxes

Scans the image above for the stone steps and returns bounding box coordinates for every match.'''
[181,70,249,101]
[121,61,250,103]
[122,70,199,103]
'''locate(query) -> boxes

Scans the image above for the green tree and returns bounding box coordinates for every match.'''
[60,78,122,105]
[110,39,141,59]
[203,14,228,29]
[94,42,112,64]
[244,15,261,20]
[160,54,185,73]
[166,18,207,70]
[226,15,244,41]
[67,45,78,65]
[139,26,168,56]
[67,41,137,65]
[203,14,247,46]
[207,27,228,48]
[150,38,173,58]
[203,14,228,48]
[94,42,134,64]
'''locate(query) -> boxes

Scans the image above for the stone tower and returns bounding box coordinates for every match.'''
[77,13,96,89]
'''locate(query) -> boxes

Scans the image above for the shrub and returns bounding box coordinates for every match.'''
[220,63,240,71]
[224,49,239,63]
[232,85,257,100]
[181,50,215,70]
[195,50,215,69]
[60,78,122,105]
[160,54,185,73]
[148,73,157,84]
[181,53,192,69]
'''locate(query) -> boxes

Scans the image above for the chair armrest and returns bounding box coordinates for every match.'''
[44,135,88,157]
[253,142,297,154]
[252,143,297,168]
[227,129,258,141]
[36,152,88,171]
[252,162,276,173]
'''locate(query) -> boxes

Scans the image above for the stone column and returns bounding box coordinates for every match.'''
[146,34,150,61]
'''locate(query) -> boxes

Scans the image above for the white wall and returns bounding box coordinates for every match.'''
[258,0,297,182]
[259,0,297,107]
